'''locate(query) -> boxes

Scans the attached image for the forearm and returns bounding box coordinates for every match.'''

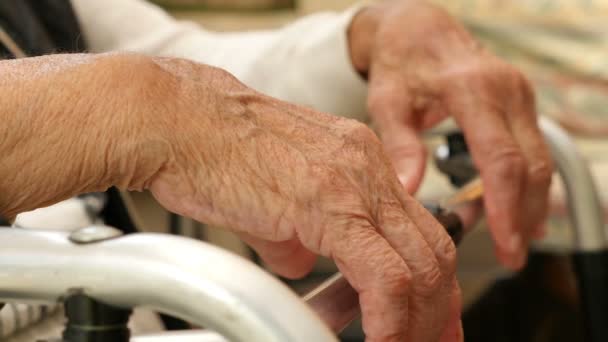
[0,53,171,218]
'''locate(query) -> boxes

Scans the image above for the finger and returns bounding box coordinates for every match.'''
[376,200,452,342]
[329,223,411,341]
[238,234,317,279]
[448,91,529,270]
[389,190,462,341]
[505,76,554,239]
[382,123,427,194]
[304,274,360,333]
[452,199,484,231]
[368,70,427,193]
[440,279,463,342]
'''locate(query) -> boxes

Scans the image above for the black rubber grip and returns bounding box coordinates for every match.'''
[424,203,464,246]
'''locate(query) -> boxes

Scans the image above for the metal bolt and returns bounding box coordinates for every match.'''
[69,225,123,244]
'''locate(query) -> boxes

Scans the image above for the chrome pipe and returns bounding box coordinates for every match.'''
[540,117,608,342]
[132,330,227,342]
[540,117,606,251]
[0,229,337,342]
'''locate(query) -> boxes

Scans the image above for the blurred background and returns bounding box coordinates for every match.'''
[3,1,607,341]
[157,0,355,29]
[129,1,607,341]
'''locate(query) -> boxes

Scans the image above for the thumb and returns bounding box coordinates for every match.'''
[238,233,317,280]
[368,75,426,193]
[380,123,427,193]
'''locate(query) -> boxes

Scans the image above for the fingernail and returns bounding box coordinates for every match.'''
[439,319,463,342]
[508,234,527,269]
[458,320,464,342]
[398,173,414,192]
[508,234,522,253]
[398,173,408,184]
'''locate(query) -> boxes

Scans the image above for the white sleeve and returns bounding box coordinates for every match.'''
[70,0,368,121]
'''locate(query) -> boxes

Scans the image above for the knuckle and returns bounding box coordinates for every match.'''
[513,70,535,103]
[528,158,554,187]
[411,261,444,298]
[421,218,458,276]
[341,122,382,164]
[502,66,537,111]
[382,263,413,298]
[461,59,532,103]
[344,121,381,146]
[505,66,537,110]
[487,144,528,181]
[436,234,458,276]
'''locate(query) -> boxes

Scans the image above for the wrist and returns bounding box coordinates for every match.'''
[348,5,382,76]
[0,53,173,217]
[86,54,174,193]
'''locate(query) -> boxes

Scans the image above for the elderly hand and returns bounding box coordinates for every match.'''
[2,53,459,341]
[148,58,461,342]
[348,0,554,270]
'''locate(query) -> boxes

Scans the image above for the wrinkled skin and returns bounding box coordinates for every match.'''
[149,58,461,342]
[349,1,554,271]
[1,53,460,342]
[0,2,553,341]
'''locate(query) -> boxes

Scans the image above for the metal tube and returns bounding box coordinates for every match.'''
[539,117,606,251]
[132,330,228,342]
[0,229,336,342]
[303,273,360,333]
[540,117,608,342]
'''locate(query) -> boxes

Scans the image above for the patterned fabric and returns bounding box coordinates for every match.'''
[432,0,608,137]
